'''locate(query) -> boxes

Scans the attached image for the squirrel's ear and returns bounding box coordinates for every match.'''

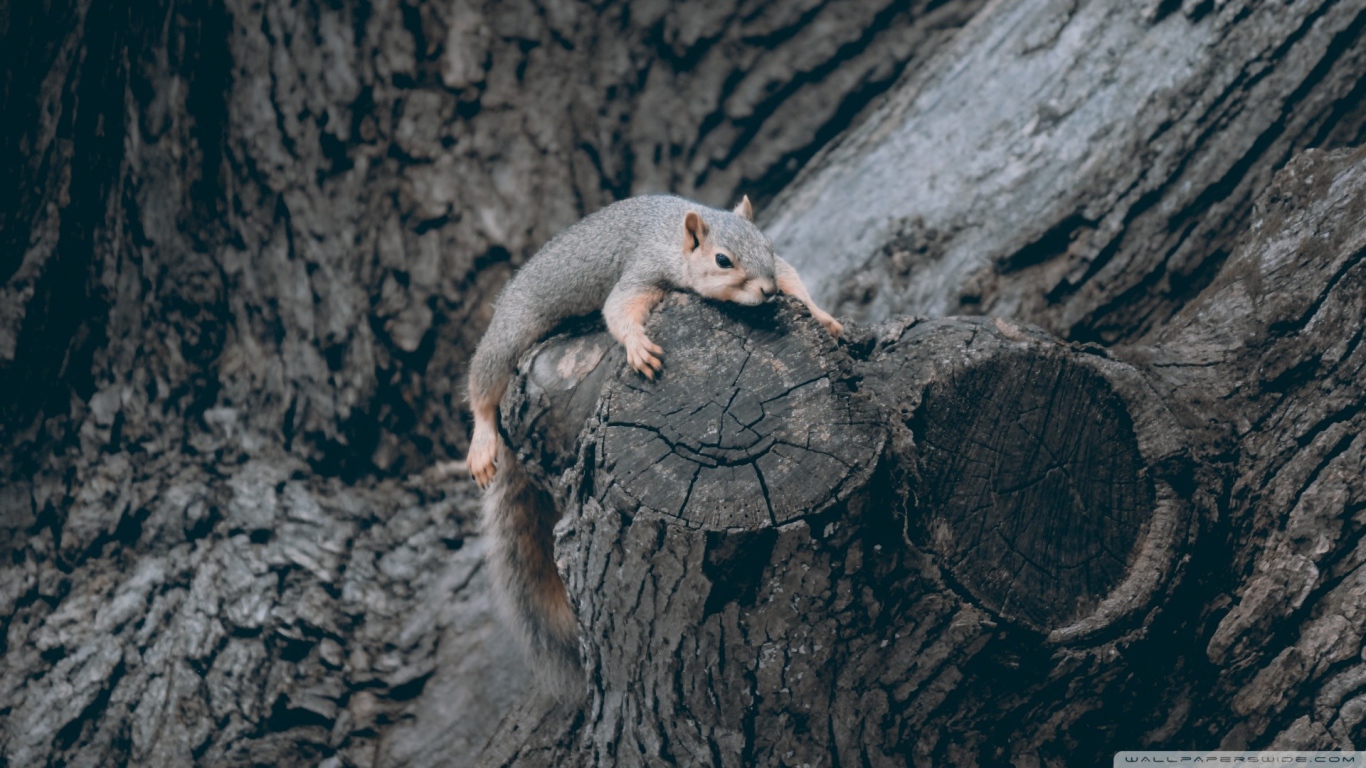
[732,195,753,222]
[683,211,709,253]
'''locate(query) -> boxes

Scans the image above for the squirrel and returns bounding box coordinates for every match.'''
[466,194,841,695]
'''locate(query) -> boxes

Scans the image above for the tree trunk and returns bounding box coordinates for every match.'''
[0,0,988,766]
[481,145,1366,765]
[2,0,1363,766]
[480,297,1196,766]
[766,0,1366,345]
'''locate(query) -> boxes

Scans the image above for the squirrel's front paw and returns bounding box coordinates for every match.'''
[625,335,664,379]
[814,310,843,338]
[468,425,499,488]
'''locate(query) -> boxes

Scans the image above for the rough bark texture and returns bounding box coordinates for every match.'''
[482,146,1366,765]
[479,300,1194,767]
[767,0,1366,345]
[0,0,988,765]
[2,0,1365,765]
[1126,146,1366,750]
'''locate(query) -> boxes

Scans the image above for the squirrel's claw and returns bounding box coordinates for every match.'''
[814,311,843,338]
[626,336,664,379]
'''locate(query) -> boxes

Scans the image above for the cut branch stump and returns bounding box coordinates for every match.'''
[483,297,1193,766]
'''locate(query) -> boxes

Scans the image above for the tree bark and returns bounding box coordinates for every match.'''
[479,295,1196,766]
[2,0,1364,765]
[0,1,989,766]
[1122,146,1366,751]
[766,0,1366,346]
[480,145,1366,765]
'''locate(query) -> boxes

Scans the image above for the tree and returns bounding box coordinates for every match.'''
[480,145,1366,766]
[0,0,1361,766]
[0,0,986,764]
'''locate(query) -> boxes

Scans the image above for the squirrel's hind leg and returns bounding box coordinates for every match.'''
[467,390,502,488]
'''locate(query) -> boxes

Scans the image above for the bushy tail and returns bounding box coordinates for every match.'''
[482,442,583,698]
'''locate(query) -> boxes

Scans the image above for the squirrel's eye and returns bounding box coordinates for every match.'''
[715,253,734,269]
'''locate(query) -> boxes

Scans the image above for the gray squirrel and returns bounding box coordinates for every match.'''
[466,194,841,694]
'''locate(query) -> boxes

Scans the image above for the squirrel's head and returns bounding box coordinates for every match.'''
[680,196,778,306]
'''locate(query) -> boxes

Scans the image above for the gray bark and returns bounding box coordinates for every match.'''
[766,0,1366,345]
[1124,146,1366,750]
[0,0,987,766]
[2,0,1364,765]
[480,145,1366,765]
[478,303,1195,767]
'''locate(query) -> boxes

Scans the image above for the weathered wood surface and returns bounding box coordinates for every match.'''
[588,295,882,529]
[1122,147,1366,749]
[479,296,1197,765]
[767,0,1366,345]
[0,448,527,767]
[1,0,1364,764]
[865,318,1192,643]
[0,1,993,765]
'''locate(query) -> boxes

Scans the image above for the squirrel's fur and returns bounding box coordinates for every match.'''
[467,194,840,696]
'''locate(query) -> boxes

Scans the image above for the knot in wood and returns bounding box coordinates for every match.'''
[915,350,1155,633]
[594,296,882,530]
